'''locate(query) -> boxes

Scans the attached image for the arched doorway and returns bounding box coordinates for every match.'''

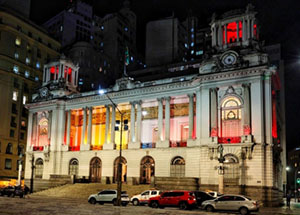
[224,154,239,185]
[140,156,155,184]
[90,157,102,182]
[113,157,127,183]
[69,158,79,176]
[170,156,185,177]
[35,158,43,178]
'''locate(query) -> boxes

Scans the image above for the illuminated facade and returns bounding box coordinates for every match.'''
[0,6,60,180]
[24,5,285,206]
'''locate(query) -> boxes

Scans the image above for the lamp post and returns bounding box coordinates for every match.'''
[217,144,225,194]
[17,153,23,186]
[30,154,35,193]
[99,89,123,206]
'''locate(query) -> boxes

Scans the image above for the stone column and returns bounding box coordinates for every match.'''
[48,111,52,140]
[218,25,222,46]
[165,97,171,141]
[66,110,71,147]
[196,90,201,142]
[224,24,227,45]
[242,19,246,42]
[236,21,239,42]
[111,105,116,145]
[136,101,142,143]
[103,105,114,150]
[157,98,163,141]
[130,102,136,143]
[188,94,194,139]
[247,18,250,39]
[210,88,218,143]
[87,106,93,147]
[250,19,254,38]
[242,84,251,136]
[80,107,87,150]
[26,112,34,152]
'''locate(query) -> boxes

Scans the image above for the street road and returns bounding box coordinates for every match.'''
[0,196,300,215]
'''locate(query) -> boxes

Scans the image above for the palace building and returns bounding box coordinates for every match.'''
[24,5,286,206]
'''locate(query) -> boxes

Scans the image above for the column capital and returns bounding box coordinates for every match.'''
[188,93,194,99]
[130,101,137,106]
[210,87,219,93]
[164,96,171,102]
[157,97,164,103]
[242,83,251,88]
[136,100,142,106]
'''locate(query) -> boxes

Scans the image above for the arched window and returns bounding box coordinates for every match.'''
[35,158,44,178]
[224,154,239,184]
[69,158,79,176]
[140,156,155,184]
[220,96,242,142]
[170,156,185,177]
[6,143,13,154]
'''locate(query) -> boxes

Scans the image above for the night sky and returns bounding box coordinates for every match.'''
[30,0,300,152]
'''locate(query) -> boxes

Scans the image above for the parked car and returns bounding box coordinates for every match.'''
[202,194,259,215]
[206,190,222,198]
[148,190,196,210]
[131,190,161,206]
[192,191,215,207]
[0,186,25,198]
[88,189,129,206]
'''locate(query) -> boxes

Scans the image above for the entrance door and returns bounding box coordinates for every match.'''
[90,157,102,182]
[113,157,127,183]
[140,156,155,184]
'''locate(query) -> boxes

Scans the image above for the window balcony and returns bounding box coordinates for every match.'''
[169,141,187,148]
[33,146,44,151]
[218,137,241,144]
[69,146,80,151]
[141,142,156,149]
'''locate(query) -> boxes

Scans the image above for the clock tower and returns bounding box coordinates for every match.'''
[199,4,268,74]
[32,56,79,102]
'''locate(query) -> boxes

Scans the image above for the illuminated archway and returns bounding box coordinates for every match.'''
[89,157,102,182]
[140,156,155,184]
[38,118,49,146]
[170,156,185,177]
[35,158,43,178]
[220,96,242,143]
[113,157,127,183]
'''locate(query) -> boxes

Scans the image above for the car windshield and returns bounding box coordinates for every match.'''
[244,196,252,200]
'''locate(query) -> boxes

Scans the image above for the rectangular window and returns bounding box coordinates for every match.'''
[23,95,27,105]
[12,91,18,101]
[10,129,14,137]
[12,103,17,114]
[15,37,21,46]
[10,116,16,128]
[20,133,24,140]
[5,159,12,170]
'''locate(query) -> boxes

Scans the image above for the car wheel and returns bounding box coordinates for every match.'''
[132,199,139,206]
[10,193,15,198]
[113,199,118,206]
[89,198,97,205]
[150,201,159,208]
[206,205,214,212]
[239,207,249,215]
[121,202,128,207]
[179,202,188,210]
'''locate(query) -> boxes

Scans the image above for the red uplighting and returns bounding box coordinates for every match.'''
[218,137,241,144]
[272,94,278,139]
[33,146,44,151]
[223,21,243,44]
[69,146,80,151]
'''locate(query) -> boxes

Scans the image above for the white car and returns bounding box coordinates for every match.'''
[202,194,259,215]
[88,189,130,206]
[130,190,161,206]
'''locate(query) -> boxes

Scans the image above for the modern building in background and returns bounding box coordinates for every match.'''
[24,5,286,206]
[0,5,60,179]
[43,0,139,90]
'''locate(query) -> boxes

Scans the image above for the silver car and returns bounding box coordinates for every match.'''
[202,194,259,215]
[88,189,130,206]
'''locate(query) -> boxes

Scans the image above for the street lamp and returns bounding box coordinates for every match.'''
[217,144,225,194]
[99,89,124,206]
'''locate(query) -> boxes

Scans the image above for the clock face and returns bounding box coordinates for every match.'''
[222,52,238,66]
[40,88,48,97]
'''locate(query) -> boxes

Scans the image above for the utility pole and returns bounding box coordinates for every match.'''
[30,154,34,193]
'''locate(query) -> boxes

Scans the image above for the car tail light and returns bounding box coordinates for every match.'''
[252,201,258,206]
[188,196,196,201]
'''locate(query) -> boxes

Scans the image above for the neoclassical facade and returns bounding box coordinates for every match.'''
[24,6,285,205]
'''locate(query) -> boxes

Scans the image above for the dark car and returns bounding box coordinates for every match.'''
[148,190,196,210]
[193,191,215,207]
[0,186,25,198]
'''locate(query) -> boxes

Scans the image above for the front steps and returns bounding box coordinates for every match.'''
[25,175,72,192]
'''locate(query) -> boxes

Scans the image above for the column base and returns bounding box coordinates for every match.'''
[241,135,253,143]
[156,140,169,148]
[103,143,114,150]
[61,145,69,152]
[187,139,200,147]
[210,136,218,144]
[80,144,90,151]
[128,142,140,149]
